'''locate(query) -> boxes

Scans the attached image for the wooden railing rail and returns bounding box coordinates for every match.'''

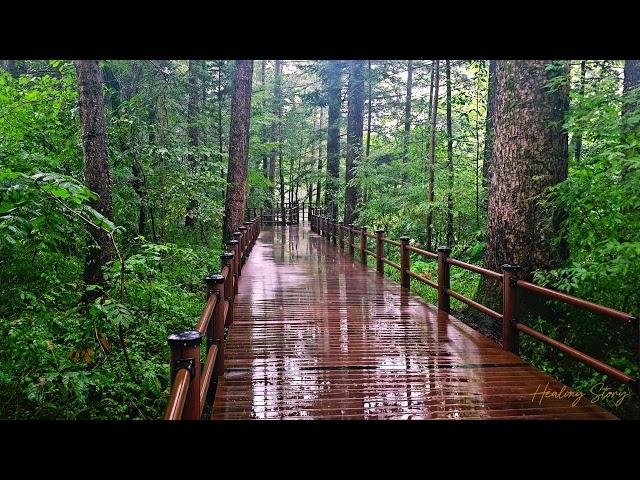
[164,214,261,420]
[309,210,639,393]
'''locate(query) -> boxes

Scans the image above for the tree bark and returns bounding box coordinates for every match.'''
[345,60,365,225]
[185,60,201,228]
[481,60,569,300]
[445,60,454,247]
[482,60,497,188]
[75,60,113,290]
[426,60,440,251]
[325,60,342,220]
[222,60,254,242]
[623,60,640,126]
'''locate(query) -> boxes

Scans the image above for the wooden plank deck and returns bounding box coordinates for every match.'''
[211,224,617,420]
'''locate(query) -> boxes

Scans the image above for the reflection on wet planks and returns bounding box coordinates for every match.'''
[211,224,617,420]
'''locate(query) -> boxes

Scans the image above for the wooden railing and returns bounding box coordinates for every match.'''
[250,204,299,225]
[164,215,261,420]
[310,210,639,394]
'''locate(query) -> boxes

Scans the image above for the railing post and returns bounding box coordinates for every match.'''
[502,264,521,354]
[400,236,410,289]
[207,273,226,379]
[239,226,248,263]
[375,229,385,274]
[221,251,235,326]
[168,330,203,420]
[331,219,336,245]
[348,224,355,256]
[360,226,367,266]
[437,246,451,313]
[229,237,240,287]
[243,222,252,255]
[338,221,344,250]
[233,231,243,274]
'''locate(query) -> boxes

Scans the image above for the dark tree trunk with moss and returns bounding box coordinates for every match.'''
[185,60,201,228]
[222,60,254,242]
[75,60,114,291]
[623,60,640,112]
[345,60,365,225]
[325,60,341,220]
[479,60,569,307]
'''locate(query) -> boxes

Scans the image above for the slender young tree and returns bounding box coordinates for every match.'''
[222,60,254,242]
[574,60,587,164]
[445,60,454,247]
[482,60,497,188]
[325,60,342,220]
[316,106,324,206]
[269,60,281,210]
[623,59,640,116]
[345,60,365,225]
[402,60,413,184]
[75,60,113,291]
[274,60,285,225]
[185,60,201,228]
[426,60,440,251]
[481,60,570,300]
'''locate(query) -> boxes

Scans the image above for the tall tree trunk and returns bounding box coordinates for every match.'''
[132,157,147,236]
[623,60,640,114]
[480,60,569,305]
[482,60,497,188]
[345,60,365,225]
[445,60,454,247]
[426,60,440,251]
[325,60,342,220]
[217,61,225,200]
[316,106,324,206]
[269,60,281,210]
[364,60,373,204]
[75,60,113,290]
[475,62,481,228]
[272,60,285,225]
[261,60,268,179]
[574,60,586,164]
[402,60,413,184]
[185,60,200,228]
[222,60,254,242]
[158,85,167,242]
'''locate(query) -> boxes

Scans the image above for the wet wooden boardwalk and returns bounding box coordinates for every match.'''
[211,224,616,420]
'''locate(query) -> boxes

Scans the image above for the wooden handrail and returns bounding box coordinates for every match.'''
[310,209,639,393]
[516,279,635,323]
[163,214,261,420]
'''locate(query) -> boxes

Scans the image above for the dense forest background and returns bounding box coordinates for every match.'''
[0,59,638,419]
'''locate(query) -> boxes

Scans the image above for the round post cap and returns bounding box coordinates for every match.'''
[233,231,242,237]
[400,236,410,241]
[239,226,247,231]
[437,246,451,253]
[228,239,240,245]
[220,251,234,260]
[502,264,521,272]
[205,274,225,284]
[375,229,385,234]
[168,330,203,348]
